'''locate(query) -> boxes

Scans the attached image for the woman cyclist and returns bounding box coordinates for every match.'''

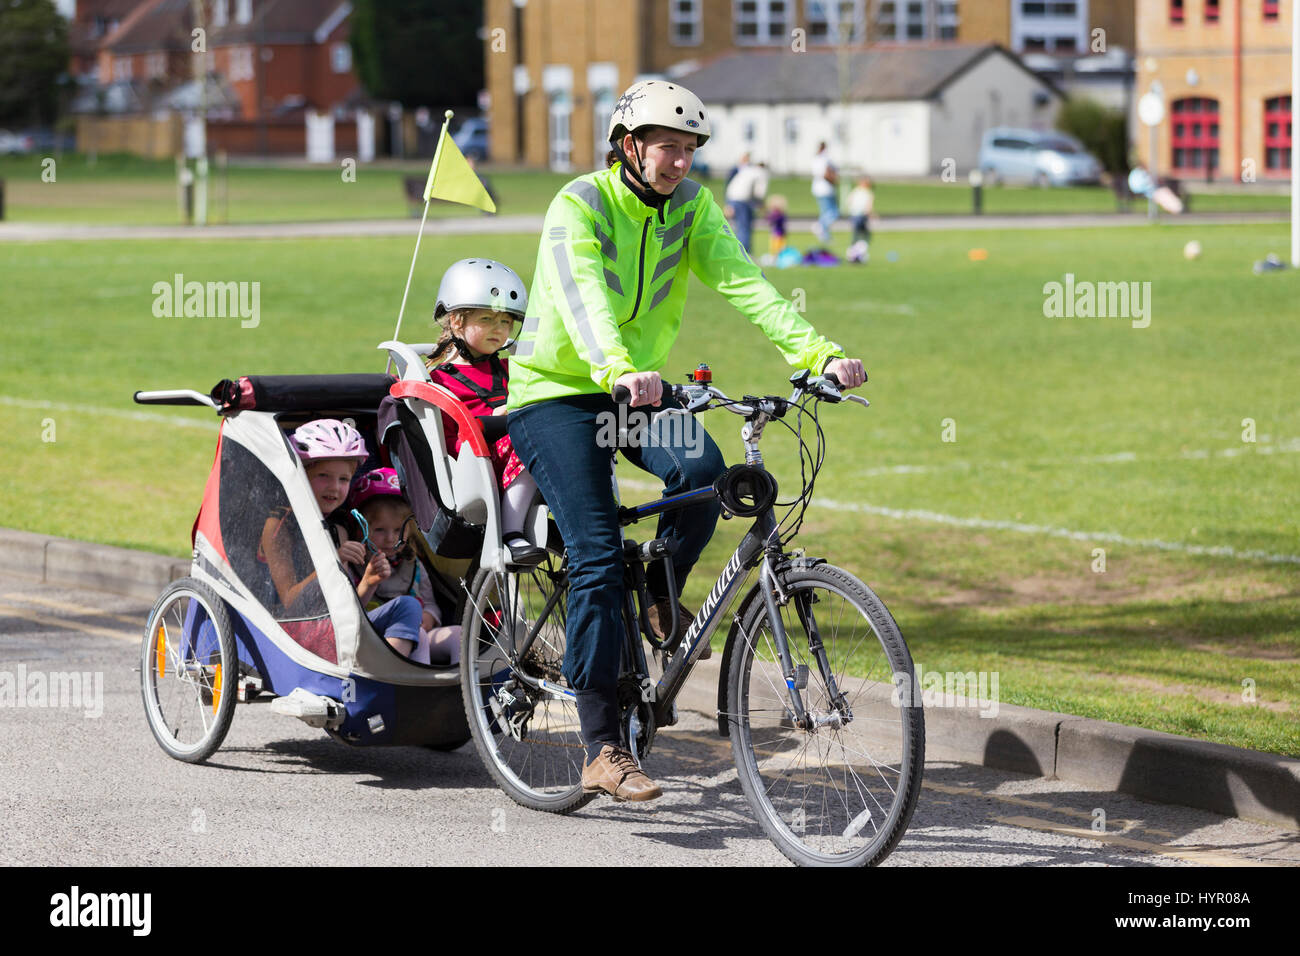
[506,80,865,802]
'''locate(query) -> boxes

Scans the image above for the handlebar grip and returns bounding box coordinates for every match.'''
[824,373,842,389]
[612,385,631,404]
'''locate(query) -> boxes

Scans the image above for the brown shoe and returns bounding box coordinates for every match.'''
[581,745,662,802]
[646,599,712,660]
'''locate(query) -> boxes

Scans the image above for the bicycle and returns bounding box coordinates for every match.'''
[459,367,924,866]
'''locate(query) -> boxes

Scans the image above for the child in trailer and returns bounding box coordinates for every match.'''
[277,419,424,659]
[343,468,462,665]
[425,258,546,567]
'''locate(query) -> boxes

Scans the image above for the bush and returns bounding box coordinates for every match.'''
[1056,97,1129,176]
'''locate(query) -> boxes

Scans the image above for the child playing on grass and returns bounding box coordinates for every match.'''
[277,419,424,659]
[765,194,788,261]
[344,468,461,665]
[846,175,875,264]
[425,258,545,567]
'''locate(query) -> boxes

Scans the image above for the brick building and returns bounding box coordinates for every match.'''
[485,0,1135,169]
[1135,0,1293,180]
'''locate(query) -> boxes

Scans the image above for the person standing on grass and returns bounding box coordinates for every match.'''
[846,175,875,264]
[810,141,839,245]
[505,80,866,803]
[724,152,768,254]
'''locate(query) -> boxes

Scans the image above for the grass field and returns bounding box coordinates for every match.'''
[1,220,1297,756]
[0,153,1290,225]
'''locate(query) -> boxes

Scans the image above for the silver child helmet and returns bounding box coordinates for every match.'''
[433,258,528,321]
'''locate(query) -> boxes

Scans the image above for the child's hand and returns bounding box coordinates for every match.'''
[361,551,391,588]
[338,541,367,566]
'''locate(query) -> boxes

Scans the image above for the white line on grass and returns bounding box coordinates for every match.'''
[0,395,218,431]
[618,478,1300,566]
[854,439,1300,477]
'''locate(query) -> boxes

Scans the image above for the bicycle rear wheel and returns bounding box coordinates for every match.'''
[461,558,594,814]
[726,563,924,866]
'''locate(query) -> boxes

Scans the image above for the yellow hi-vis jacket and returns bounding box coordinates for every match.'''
[506,164,844,409]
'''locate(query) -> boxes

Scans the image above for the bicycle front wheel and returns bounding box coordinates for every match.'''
[727,563,924,866]
[461,558,594,814]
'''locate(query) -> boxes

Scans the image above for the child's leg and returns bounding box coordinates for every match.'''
[501,468,538,536]
[367,596,421,658]
[426,625,461,666]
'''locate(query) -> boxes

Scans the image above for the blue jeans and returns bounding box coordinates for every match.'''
[729,199,754,253]
[815,194,839,243]
[508,392,726,697]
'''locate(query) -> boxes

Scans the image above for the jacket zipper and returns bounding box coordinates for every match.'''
[623,217,651,326]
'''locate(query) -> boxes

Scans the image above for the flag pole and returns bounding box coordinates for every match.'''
[388,109,454,374]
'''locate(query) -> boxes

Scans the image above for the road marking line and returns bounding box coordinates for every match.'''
[618,478,1300,565]
[0,395,217,431]
[993,815,1277,866]
[3,593,142,628]
[0,603,138,644]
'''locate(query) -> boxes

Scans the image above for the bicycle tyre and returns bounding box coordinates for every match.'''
[726,563,924,866]
[140,577,237,763]
[460,560,595,814]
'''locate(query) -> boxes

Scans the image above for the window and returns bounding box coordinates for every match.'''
[1022,1,1045,14]
[875,0,896,39]
[743,119,756,142]
[1171,97,1219,173]
[807,0,865,44]
[905,1,924,38]
[1022,35,1046,51]
[112,57,133,81]
[1204,0,1219,22]
[1052,35,1076,51]
[236,0,252,25]
[1263,0,1279,21]
[937,0,958,39]
[1264,96,1292,172]
[228,46,254,82]
[735,0,791,45]
[671,0,702,44]
[1169,0,1184,24]
[784,116,799,143]
[330,42,351,73]
[212,0,228,28]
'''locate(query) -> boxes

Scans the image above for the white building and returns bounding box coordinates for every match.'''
[679,44,1066,177]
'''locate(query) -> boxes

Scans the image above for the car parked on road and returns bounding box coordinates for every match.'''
[977,127,1101,187]
[0,130,36,155]
[453,118,489,161]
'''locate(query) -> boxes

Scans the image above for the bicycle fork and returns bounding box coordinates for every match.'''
[759,559,852,732]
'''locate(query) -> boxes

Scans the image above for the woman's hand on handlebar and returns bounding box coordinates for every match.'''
[824,358,866,389]
[612,370,664,407]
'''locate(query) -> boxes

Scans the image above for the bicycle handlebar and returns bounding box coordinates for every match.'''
[612,369,867,415]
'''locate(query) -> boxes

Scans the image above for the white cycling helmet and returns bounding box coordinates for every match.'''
[607,79,711,147]
[433,258,528,321]
[292,419,368,463]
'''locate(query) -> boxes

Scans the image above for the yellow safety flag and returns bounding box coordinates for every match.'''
[422,120,496,213]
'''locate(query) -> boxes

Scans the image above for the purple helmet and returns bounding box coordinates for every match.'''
[291,419,368,463]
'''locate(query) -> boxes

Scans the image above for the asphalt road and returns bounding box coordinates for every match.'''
[2,579,1296,867]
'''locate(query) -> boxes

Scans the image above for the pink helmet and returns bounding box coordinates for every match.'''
[348,467,404,509]
[291,419,368,463]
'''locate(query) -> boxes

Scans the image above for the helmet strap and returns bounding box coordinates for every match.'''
[613,137,669,211]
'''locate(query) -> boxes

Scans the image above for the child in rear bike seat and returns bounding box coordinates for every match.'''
[343,467,461,665]
[425,257,545,566]
[288,419,424,660]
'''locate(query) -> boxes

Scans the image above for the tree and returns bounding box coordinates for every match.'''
[350,0,483,110]
[0,0,69,127]
[1056,96,1129,177]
